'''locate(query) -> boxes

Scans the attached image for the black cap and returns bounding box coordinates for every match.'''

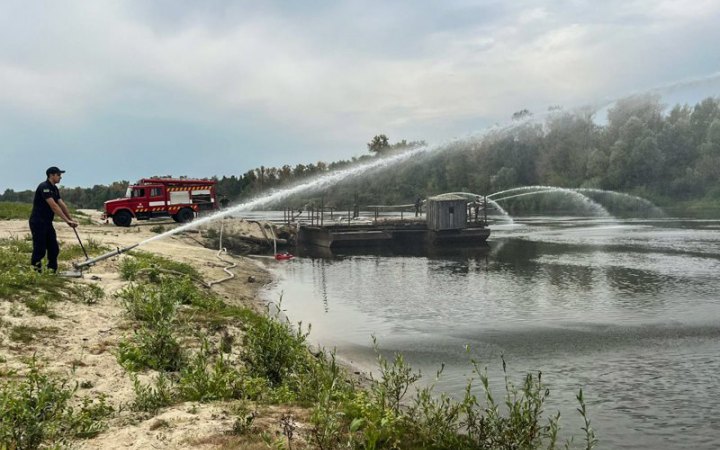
[46,166,66,176]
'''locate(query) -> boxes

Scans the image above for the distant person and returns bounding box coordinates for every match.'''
[29,167,78,272]
[414,197,422,217]
[219,195,230,209]
[473,196,481,221]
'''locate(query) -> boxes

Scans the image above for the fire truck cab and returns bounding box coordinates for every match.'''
[103,178,218,227]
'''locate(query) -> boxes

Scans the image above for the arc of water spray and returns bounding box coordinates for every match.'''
[488,185,555,199]
[490,185,664,217]
[574,188,665,216]
[138,145,434,247]
[490,186,612,217]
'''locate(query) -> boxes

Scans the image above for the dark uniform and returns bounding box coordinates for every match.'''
[29,180,62,271]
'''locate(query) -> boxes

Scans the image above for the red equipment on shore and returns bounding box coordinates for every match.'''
[103,178,218,227]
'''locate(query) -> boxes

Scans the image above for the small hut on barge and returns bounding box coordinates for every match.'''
[296,194,490,248]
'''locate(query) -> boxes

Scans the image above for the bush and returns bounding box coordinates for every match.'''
[130,373,176,414]
[307,349,598,450]
[116,282,178,323]
[149,225,166,234]
[117,321,185,372]
[241,303,312,387]
[0,362,112,449]
[178,342,245,402]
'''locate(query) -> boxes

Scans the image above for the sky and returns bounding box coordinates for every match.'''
[2,0,720,191]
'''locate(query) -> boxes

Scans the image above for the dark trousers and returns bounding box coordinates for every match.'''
[29,220,59,272]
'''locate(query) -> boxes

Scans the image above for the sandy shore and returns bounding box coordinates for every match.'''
[0,211,310,449]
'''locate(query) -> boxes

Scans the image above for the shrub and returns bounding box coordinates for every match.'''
[178,342,244,402]
[149,225,166,234]
[117,321,185,372]
[307,347,597,450]
[117,282,178,323]
[241,304,312,387]
[0,362,112,449]
[130,373,176,414]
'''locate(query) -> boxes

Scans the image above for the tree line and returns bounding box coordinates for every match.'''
[2,95,719,211]
[0,139,425,209]
[275,94,720,211]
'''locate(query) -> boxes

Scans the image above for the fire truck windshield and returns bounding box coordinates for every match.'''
[126,188,145,198]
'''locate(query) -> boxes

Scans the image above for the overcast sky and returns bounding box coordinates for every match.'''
[2,0,720,191]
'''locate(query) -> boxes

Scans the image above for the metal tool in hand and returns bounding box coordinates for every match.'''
[73,227,90,260]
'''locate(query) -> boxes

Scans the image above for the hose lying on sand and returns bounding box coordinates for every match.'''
[208,219,237,287]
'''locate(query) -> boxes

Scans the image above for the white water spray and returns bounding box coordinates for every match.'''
[137,145,435,247]
[490,186,612,217]
[574,188,665,216]
[489,185,663,217]
[488,186,554,199]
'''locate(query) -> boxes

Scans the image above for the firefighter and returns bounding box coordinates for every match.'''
[29,167,78,272]
[219,195,230,209]
[414,197,423,217]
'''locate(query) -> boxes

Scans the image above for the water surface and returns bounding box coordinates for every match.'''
[261,217,720,449]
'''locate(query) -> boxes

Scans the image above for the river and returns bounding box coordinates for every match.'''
[260,216,720,449]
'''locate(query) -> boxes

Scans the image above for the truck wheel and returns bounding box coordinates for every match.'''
[177,208,195,223]
[171,214,180,223]
[112,210,132,227]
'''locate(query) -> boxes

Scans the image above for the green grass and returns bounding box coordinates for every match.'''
[60,238,110,262]
[0,201,92,224]
[0,238,67,301]
[0,202,32,220]
[0,237,106,317]
[0,360,113,448]
[119,250,201,282]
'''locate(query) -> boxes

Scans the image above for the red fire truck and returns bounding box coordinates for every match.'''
[103,178,219,227]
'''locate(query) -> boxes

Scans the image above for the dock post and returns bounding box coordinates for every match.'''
[484,195,488,226]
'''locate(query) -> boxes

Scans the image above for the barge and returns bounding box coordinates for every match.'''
[296,194,490,248]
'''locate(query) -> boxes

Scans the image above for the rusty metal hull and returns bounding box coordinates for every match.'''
[298,223,490,248]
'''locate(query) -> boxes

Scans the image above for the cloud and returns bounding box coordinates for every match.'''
[1,0,720,189]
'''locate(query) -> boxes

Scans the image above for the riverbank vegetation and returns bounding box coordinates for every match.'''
[2,95,719,215]
[1,240,597,449]
[0,202,93,224]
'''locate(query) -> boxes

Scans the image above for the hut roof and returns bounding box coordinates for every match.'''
[428,194,467,202]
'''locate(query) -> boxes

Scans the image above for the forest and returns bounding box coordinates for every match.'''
[2,94,719,215]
